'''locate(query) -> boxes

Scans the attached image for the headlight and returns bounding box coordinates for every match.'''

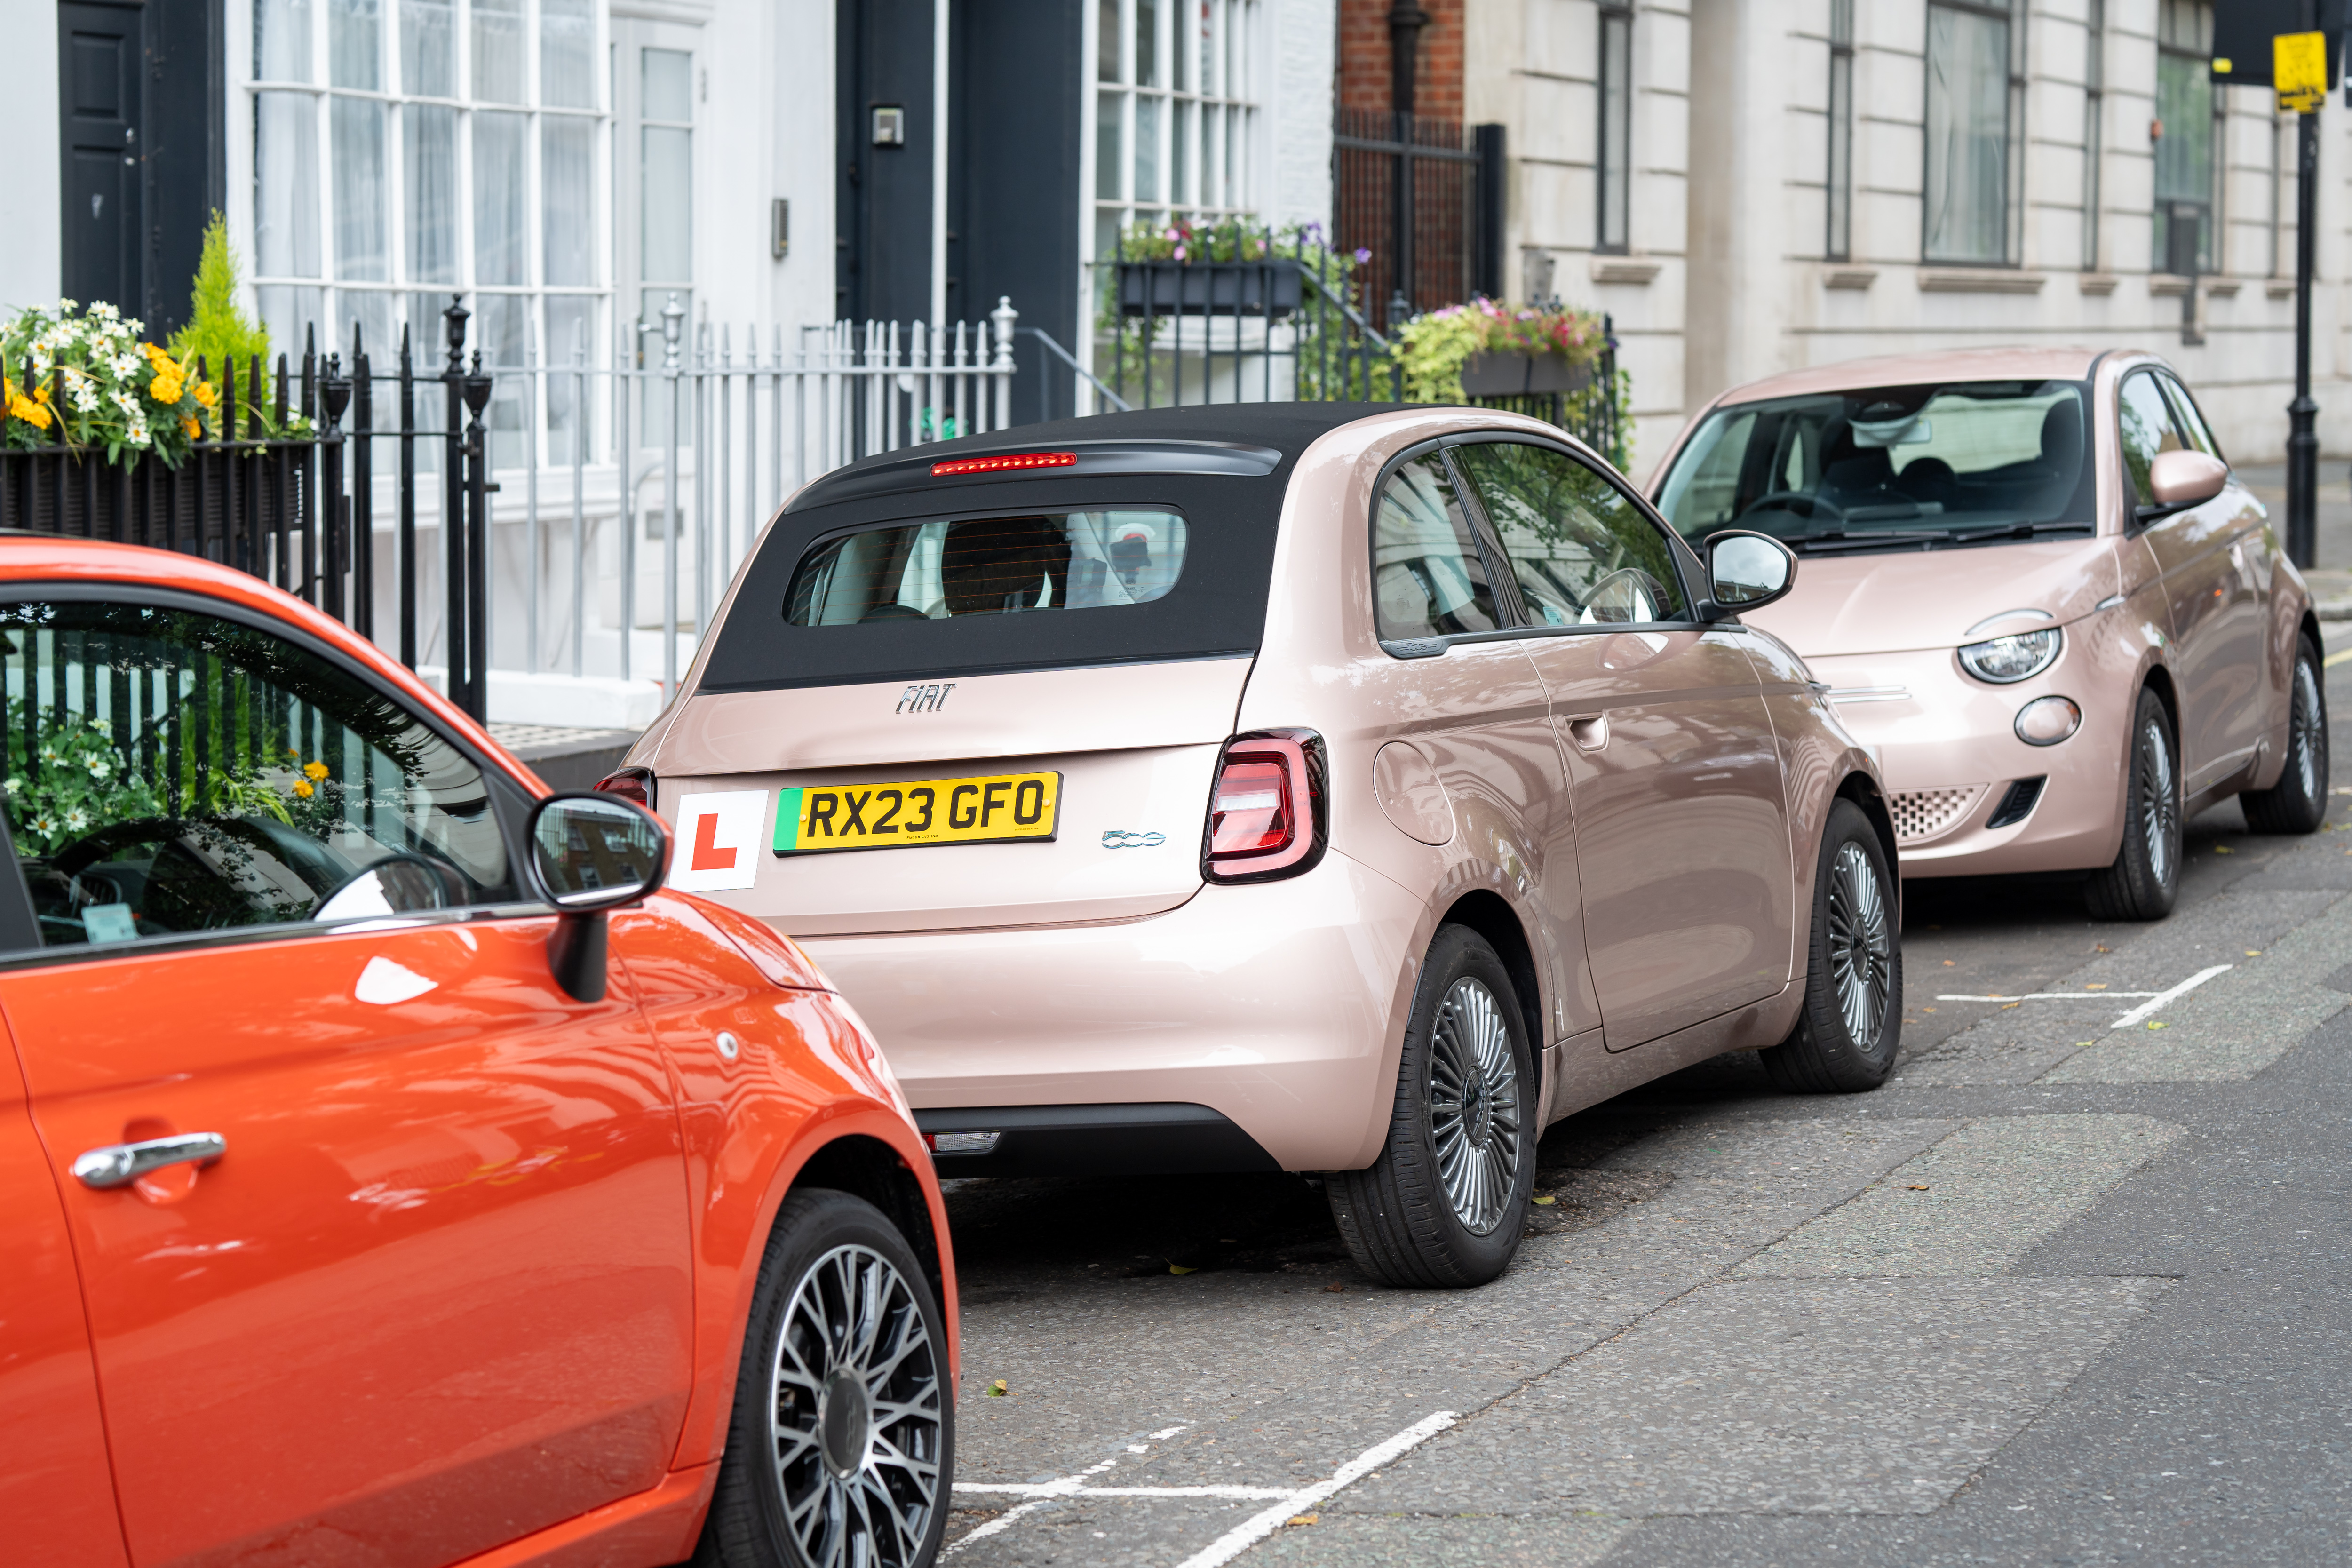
[2015,695,2082,746]
[1958,628,2063,683]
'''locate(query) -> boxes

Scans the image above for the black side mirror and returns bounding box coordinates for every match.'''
[1700,529,1798,621]
[521,793,671,1003]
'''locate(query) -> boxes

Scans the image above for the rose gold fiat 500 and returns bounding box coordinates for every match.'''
[1649,348,2328,920]
[607,405,1899,1287]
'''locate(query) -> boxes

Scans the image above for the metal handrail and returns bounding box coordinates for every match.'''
[1021,328,1133,412]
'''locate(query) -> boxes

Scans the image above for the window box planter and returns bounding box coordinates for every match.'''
[1116,258,1305,320]
[1458,350,1594,397]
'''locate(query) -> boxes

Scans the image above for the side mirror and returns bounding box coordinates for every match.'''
[1700,530,1798,620]
[2145,448,2228,514]
[522,793,671,1003]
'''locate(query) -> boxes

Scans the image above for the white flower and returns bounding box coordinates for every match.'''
[64,807,88,832]
[91,719,111,733]
[84,756,110,778]
[3,777,20,796]
[30,813,56,835]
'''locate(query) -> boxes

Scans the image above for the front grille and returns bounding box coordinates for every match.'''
[1985,776,2048,829]
[1891,784,1988,844]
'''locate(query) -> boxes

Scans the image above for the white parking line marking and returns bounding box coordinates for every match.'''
[1931,965,2234,1032]
[945,1412,1460,1564]
[1172,1411,1460,1568]
[1938,991,2162,1002]
[2107,965,2233,1030]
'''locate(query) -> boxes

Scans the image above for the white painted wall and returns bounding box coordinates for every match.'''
[1270,0,1337,231]
[0,0,61,312]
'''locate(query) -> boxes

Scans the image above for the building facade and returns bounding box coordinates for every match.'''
[1463,0,2352,469]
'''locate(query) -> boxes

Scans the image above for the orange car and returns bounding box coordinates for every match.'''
[0,540,955,1568]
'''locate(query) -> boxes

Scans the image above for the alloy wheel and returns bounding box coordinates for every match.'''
[2139,716,2178,888]
[1825,840,1892,1045]
[1427,976,1523,1236]
[2293,657,2324,801]
[769,1244,945,1567]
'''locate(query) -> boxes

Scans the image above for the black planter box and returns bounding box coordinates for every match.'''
[1117,259,1305,319]
[1459,351,1595,396]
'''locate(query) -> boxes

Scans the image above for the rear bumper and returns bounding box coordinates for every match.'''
[793,851,1427,1173]
[915,1103,1280,1176]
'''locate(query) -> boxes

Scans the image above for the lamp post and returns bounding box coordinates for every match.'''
[2288,0,2321,569]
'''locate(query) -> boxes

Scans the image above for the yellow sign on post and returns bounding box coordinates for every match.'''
[2277,30,2328,113]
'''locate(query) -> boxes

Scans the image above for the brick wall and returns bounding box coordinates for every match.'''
[1336,0,1464,121]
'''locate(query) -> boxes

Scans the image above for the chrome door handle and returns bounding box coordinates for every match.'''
[72,1132,226,1190]
[1567,715,1610,751]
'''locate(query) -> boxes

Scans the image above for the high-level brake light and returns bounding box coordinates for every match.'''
[930,451,1077,478]
[1202,731,1327,883]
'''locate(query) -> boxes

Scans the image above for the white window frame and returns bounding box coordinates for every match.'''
[239,0,614,469]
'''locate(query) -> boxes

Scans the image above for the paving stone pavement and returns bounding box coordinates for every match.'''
[926,645,2352,1567]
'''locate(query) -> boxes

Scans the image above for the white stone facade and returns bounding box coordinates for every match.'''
[1467,0,2352,475]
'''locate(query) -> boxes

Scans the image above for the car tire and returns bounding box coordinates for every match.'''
[2084,688,2182,922]
[696,1188,953,1568]
[1760,798,1903,1094]
[2241,635,2329,836]
[1326,924,1536,1289]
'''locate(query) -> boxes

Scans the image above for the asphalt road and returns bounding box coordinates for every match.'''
[931,627,2352,1568]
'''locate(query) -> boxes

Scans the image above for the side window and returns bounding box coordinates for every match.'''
[2158,374,2225,464]
[2117,371,2184,509]
[1372,454,1504,641]
[0,599,512,949]
[1452,440,1691,626]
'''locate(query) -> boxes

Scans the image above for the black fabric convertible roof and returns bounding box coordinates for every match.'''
[698,405,1406,693]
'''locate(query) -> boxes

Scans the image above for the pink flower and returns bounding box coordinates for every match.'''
[1174,245,1187,261]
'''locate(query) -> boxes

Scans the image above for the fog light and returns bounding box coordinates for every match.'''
[928,1131,1000,1155]
[2014,696,2082,746]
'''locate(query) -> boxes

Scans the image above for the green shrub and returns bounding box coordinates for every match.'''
[169,214,271,384]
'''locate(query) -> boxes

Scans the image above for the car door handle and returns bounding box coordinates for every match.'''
[72,1132,226,1190]
[1567,715,1610,751]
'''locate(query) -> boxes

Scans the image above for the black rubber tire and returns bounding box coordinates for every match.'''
[1760,798,1903,1093]
[1327,925,1536,1289]
[696,1189,953,1568]
[2084,687,2182,921]
[2241,634,2329,835]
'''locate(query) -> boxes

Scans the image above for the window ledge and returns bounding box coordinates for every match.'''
[2151,274,2195,297]
[2205,279,2242,297]
[1822,265,1878,290]
[2268,279,2299,299]
[1590,256,1662,285]
[2078,273,2119,295]
[1918,268,2046,294]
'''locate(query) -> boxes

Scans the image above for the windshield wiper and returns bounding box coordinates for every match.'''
[1942,519,2096,544]
[1788,529,1953,553]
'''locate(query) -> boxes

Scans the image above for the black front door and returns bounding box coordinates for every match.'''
[835,0,934,325]
[59,0,147,319]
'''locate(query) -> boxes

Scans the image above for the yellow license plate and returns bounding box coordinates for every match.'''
[772,772,1062,854]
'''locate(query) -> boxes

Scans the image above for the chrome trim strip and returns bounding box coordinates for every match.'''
[1824,686,1911,704]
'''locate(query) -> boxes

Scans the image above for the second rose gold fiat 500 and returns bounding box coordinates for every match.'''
[608,404,1900,1287]
[1649,348,2328,920]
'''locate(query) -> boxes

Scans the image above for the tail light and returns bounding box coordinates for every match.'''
[594,767,656,811]
[1202,730,1327,883]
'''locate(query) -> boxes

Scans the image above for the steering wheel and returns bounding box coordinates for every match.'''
[1582,567,1671,625]
[48,816,341,932]
[1736,490,1843,524]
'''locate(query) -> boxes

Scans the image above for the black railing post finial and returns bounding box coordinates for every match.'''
[318,354,352,622]
[460,350,493,724]
[443,293,470,373]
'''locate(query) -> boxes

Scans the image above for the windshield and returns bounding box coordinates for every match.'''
[1654,379,2097,552]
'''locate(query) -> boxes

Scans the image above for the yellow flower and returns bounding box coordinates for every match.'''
[151,372,183,404]
[303,761,328,780]
[7,393,51,431]
[292,779,314,799]
[193,381,217,409]
[179,415,199,438]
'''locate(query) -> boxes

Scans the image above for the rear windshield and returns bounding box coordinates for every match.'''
[787,511,1187,625]
[1654,379,2097,554]
[699,470,1289,692]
